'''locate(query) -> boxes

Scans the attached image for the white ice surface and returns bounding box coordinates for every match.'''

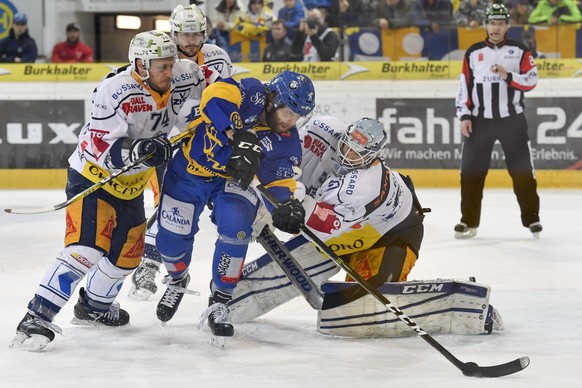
[0,188,581,387]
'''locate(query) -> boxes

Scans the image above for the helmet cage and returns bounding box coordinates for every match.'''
[335,118,387,173]
[128,31,177,81]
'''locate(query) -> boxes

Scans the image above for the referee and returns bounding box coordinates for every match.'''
[454,2,542,239]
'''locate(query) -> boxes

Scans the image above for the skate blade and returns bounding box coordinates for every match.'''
[70,317,105,327]
[210,335,228,349]
[10,332,51,352]
[128,286,154,301]
[455,230,477,239]
[532,232,540,240]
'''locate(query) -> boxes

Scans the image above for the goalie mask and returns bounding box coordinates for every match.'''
[334,118,387,175]
[128,30,177,82]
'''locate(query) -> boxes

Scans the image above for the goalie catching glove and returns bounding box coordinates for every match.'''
[225,131,262,190]
[129,134,172,168]
[271,198,305,234]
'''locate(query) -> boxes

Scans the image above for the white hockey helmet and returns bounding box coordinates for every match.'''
[170,4,207,41]
[128,30,177,81]
[334,117,387,174]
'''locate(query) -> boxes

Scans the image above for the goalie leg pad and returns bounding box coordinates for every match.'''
[228,235,339,323]
[317,278,499,338]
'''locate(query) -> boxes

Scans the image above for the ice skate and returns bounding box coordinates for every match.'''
[199,291,234,348]
[484,305,505,333]
[156,274,197,322]
[10,313,61,352]
[71,287,129,327]
[528,222,542,239]
[128,257,161,301]
[454,223,478,239]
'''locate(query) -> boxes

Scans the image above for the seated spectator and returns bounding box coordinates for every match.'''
[290,7,340,61]
[454,0,488,28]
[412,0,453,32]
[0,13,37,63]
[206,16,229,49]
[510,0,533,24]
[263,20,293,61]
[528,0,582,24]
[373,0,416,30]
[278,0,305,40]
[51,23,94,63]
[235,0,275,39]
[211,0,245,36]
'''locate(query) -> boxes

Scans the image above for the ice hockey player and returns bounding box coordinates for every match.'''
[11,31,206,351]
[153,70,315,345]
[129,3,236,300]
[228,115,503,337]
[228,115,425,321]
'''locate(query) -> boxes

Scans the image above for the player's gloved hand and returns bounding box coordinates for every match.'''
[271,198,305,234]
[129,134,172,168]
[225,131,262,190]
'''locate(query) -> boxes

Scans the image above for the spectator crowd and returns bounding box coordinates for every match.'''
[2,0,581,63]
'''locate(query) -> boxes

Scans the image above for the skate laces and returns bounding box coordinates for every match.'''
[160,275,199,308]
[29,314,63,336]
[197,303,229,330]
[90,302,121,321]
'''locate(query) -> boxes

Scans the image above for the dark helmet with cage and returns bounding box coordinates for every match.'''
[486,2,510,23]
[333,117,388,175]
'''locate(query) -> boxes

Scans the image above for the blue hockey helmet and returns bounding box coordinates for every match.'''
[268,70,315,117]
[14,13,28,24]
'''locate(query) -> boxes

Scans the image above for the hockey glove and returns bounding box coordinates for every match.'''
[225,131,262,190]
[271,198,305,234]
[129,134,172,168]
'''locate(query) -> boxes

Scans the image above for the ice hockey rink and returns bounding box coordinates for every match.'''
[0,188,580,387]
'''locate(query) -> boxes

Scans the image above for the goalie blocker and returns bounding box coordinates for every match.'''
[228,236,504,337]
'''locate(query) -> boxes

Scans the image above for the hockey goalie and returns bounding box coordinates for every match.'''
[227,115,504,337]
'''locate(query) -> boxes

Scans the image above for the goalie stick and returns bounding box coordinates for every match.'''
[256,184,530,378]
[255,224,324,310]
[4,129,195,215]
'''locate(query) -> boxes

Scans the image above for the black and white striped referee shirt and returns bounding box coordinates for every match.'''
[455,38,538,120]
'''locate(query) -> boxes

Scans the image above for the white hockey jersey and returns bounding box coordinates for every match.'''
[299,116,416,256]
[69,60,205,200]
[174,43,235,130]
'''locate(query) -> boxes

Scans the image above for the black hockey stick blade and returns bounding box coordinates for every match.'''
[461,357,530,377]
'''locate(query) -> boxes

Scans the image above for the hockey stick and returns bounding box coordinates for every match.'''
[4,129,194,215]
[255,224,324,310]
[256,185,530,378]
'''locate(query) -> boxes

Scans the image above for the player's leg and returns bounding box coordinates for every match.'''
[129,165,166,300]
[71,189,147,326]
[201,181,259,338]
[154,172,212,322]
[322,223,424,309]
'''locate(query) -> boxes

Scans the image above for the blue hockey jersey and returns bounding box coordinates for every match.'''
[174,76,302,203]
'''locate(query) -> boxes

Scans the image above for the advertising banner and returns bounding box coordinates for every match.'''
[0,100,84,168]
[376,97,582,170]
